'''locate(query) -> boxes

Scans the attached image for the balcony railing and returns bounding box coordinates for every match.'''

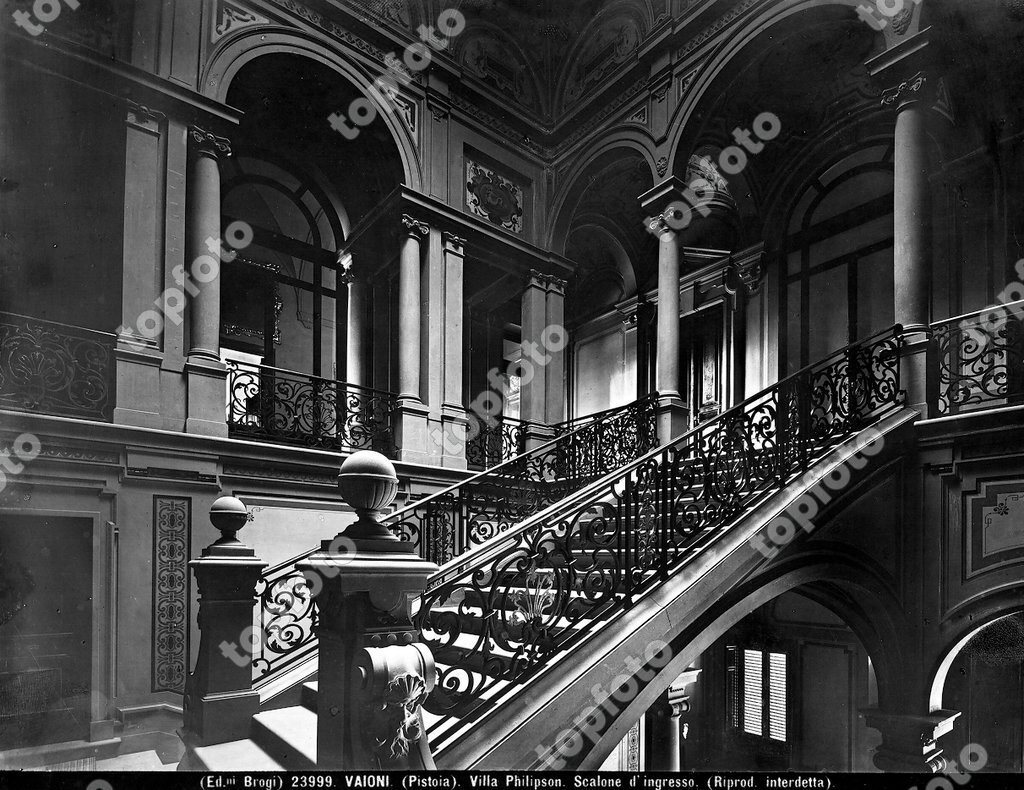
[930,303,1024,416]
[226,361,397,455]
[466,414,526,470]
[0,311,115,421]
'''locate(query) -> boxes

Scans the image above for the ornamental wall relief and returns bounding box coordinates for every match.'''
[465,157,527,235]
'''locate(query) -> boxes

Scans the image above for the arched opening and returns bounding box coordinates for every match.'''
[555,149,654,417]
[219,53,406,450]
[935,612,1024,772]
[595,589,883,772]
[666,4,892,383]
[779,146,895,374]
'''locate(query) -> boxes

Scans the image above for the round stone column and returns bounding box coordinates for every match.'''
[399,215,428,401]
[186,127,230,362]
[886,72,932,332]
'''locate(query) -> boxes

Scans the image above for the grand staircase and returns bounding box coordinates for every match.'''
[189,326,910,771]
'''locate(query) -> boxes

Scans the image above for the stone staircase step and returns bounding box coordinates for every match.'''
[191,739,284,771]
[301,680,319,712]
[251,706,318,770]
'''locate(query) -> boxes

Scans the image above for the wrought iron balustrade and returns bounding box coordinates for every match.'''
[930,304,1024,416]
[553,399,660,481]
[249,393,659,683]
[391,394,658,564]
[252,551,319,681]
[466,414,525,470]
[0,311,115,421]
[226,361,397,455]
[414,326,904,730]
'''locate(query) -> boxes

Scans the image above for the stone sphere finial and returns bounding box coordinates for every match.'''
[338,451,400,540]
[210,496,249,544]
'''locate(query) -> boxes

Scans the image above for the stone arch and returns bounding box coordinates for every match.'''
[666,0,876,170]
[573,554,908,769]
[547,134,658,254]
[928,598,1024,713]
[202,27,424,193]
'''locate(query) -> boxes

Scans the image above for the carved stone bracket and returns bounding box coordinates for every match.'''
[729,244,767,296]
[189,126,232,159]
[357,644,435,766]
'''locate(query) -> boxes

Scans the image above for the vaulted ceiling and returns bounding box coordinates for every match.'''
[344,0,671,127]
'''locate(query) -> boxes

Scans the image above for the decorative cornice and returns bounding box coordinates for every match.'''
[676,0,760,58]
[189,126,232,158]
[267,0,418,83]
[401,214,430,237]
[222,462,339,485]
[651,78,671,104]
[881,70,928,108]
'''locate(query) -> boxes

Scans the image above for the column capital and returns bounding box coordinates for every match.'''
[526,268,567,295]
[401,214,430,238]
[862,708,962,773]
[645,213,680,241]
[880,70,931,110]
[189,126,232,159]
[126,101,165,128]
[441,231,466,252]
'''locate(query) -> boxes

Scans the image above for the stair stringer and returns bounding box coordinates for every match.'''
[436,407,920,770]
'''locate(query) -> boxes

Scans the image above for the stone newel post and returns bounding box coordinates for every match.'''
[298,451,439,770]
[182,496,266,748]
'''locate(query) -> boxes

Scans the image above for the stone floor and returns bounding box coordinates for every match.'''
[33,751,179,771]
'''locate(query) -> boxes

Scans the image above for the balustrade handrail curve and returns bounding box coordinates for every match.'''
[257,393,657,580]
[427,324,906,586]
[929,302,1024,416]
[930,299,1024,330]
[0,310,117,340]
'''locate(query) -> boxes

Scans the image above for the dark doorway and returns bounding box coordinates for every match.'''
[0,515,92,749]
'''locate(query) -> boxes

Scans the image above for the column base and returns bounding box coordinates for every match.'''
[113,343,164,429]
[656,392,690,445]
[439,405,469,470]
[523,421,556,452]
[900,329,931,417]
[185,357,228,438]
[394,397,434,465]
